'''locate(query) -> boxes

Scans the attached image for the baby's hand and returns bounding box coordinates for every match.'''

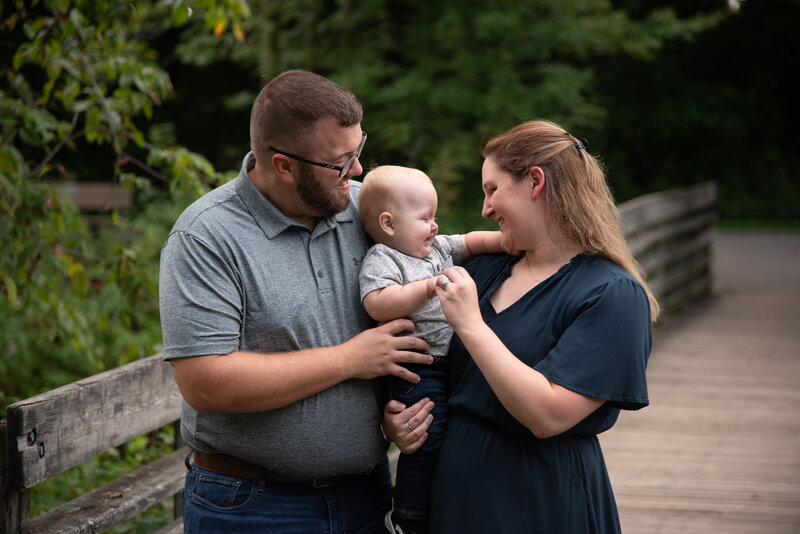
[501,234,524,256]
[426,277,439,299]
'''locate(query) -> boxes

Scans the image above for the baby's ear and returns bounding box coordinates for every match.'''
[379,211,395,236]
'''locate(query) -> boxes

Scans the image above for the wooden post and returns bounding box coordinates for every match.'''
[172,420,184,521]
[1,418,31,534]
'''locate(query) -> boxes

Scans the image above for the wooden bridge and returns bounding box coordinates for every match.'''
[600,230,800,533]
[3,183,799,532]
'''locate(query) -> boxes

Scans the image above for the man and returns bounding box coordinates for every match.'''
[159,70,432,533]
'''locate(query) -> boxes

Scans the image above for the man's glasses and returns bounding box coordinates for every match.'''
[270,132,367,178]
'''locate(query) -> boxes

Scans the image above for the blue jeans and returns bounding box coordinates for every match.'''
[183,455,392,533]
[383,358,448,522]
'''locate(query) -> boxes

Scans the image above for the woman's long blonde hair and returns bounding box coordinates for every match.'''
[483,120,660,321]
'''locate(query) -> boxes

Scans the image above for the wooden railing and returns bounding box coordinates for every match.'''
[619,181,716,315]
[0,181,716,533]
[1,355,185,534]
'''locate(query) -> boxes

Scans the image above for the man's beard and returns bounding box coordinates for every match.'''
[296,164,350,218]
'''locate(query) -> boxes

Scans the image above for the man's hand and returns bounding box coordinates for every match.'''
[344,319,432,384]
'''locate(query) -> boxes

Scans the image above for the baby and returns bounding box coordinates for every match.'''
[358,165,503,534]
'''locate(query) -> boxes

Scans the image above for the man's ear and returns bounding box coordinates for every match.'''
[271,154,296,183]
[378,211,395,236]
[527,166,546,201]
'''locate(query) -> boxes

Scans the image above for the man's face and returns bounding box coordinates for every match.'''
[295,162,351,218]
[296,120,365,218]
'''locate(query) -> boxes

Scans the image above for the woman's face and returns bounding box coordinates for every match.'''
[481,157,534,251]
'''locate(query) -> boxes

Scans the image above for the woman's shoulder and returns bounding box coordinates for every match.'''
[568,255,649,305]
[463,253,516,289]
[572,255,640,284]
[464,252,514,273]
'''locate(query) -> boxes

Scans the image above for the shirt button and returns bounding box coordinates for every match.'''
[317,270,324,278]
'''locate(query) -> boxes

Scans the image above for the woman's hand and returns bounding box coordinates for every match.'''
[435,266,483,334]
[382,398,435,454]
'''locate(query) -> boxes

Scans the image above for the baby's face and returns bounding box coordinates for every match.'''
[388,180,439,259]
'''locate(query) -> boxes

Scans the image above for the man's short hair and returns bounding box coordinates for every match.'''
[250,70,362,166]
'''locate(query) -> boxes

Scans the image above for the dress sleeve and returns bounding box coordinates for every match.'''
[358,246,403,302]
[158,230,243,360]
[534,277,653,410]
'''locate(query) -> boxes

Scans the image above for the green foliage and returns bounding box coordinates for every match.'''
[592,0,800,221]
[167,0,724,231]
[0,0,246,526]
[0,0,243,412]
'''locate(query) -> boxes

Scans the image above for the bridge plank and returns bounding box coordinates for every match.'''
[600,288,800,533]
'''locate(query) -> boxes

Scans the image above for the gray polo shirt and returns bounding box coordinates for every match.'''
[359,235,464,357]
[159,153,386,478]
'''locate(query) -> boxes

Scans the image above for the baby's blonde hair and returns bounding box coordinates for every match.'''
[358,165,433,243]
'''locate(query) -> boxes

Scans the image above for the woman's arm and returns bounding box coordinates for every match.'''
[435,266,604,439]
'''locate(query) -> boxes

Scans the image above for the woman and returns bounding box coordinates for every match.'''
[384,120,659,533]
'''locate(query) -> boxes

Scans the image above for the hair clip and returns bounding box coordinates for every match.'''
[574,138,589,151]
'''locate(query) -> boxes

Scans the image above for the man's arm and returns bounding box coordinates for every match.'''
[171,319,432,413]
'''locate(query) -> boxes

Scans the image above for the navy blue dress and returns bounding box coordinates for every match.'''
[428,254,652,533]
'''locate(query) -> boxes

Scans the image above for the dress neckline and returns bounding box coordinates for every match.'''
[484,254,584,317]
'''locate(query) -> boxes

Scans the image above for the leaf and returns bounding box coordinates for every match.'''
[2,274,17,306]
[213,19,227,37]
[233,21,245,42]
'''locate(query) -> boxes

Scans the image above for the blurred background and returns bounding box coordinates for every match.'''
[1,0,797,529]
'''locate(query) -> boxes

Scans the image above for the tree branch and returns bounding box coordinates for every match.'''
[116,151,170,183]
[68,37,123,156]
[29,112,81,178]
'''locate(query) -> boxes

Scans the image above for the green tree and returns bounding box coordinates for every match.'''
[0,0,249,410]
[168,0,724,229]
[595,0,800,222]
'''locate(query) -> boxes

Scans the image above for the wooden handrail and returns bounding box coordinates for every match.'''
[2,355,184,534]
[619,181,716,314]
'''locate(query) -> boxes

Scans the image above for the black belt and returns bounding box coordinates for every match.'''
[192,451,365,488]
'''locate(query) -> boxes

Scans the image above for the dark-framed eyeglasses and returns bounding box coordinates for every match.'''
[269,131,367,178]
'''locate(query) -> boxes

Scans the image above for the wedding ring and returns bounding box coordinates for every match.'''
[405,422,414,432]
[439,277,450,288]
